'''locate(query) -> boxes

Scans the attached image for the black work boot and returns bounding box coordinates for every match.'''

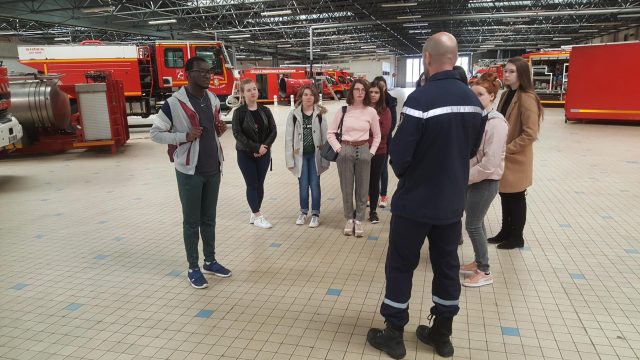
[496,231,524,249]
[367,325,406,359]
[416,315,454,358]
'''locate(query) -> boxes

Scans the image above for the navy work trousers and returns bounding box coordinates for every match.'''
[381,214,462,328]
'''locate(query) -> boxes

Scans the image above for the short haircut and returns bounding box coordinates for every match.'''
[295,84,319,106]
[185,56,209,72]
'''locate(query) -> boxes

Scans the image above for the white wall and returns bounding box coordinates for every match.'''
[333,56,397,87]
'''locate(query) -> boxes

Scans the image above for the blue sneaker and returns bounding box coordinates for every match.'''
[187,268,208,289]
[202,261,232,278]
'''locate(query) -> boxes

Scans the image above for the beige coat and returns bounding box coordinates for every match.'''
[497,90,541,193]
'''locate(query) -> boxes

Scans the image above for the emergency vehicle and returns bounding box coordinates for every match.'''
[17,40,236,116]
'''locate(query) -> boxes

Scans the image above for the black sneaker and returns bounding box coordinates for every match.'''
[369,212,380,224]
[367,326,406,359]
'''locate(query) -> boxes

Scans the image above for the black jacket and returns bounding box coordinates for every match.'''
[385,91,398,145]
[390,70,486,224]
[232,104,277,153]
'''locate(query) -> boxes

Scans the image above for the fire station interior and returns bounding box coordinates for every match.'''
[1,1,640,360]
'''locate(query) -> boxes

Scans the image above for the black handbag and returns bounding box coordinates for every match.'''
[320,106,347,162]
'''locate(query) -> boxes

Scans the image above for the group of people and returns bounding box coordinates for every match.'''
[150,31,542,359]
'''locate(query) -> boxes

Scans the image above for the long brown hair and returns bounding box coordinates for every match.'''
[239,78,255,105]
[369,80,387,115]
[346,79,371,106]
[508,57,544,121]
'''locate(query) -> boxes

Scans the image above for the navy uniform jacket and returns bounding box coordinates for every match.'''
[390,70,486,225]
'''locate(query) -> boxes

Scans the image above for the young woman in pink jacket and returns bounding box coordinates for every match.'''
[460,72,509,287]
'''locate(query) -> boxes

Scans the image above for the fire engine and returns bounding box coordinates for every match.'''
[17,40,236,117]
[0,63,23,149]
[469,63,504,86]
[564,41,640,122]
[522,50,570,105]
[239,67,311,103]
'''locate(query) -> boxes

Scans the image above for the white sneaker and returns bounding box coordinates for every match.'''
[344,219,354,236]
[249,213,256,224]
[253,215,272,229]
[379,196,388,208]
[354,220,364,237]
[296,213,307,225]
[309,215,319,228]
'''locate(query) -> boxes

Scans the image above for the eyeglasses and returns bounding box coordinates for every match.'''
[189,69,215,76]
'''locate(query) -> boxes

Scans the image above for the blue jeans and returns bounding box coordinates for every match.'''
[465,180,499,272]
[299,154,321,216]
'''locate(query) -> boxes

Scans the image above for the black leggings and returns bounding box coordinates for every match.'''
[499,191,527,238]
[368,154,386,213]
[237,150,270,213]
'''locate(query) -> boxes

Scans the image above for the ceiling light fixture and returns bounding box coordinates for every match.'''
[381,2,418,7]
[261,10,292,16]
[54,37,71,41]
[579,29,598,32]
[402,22,429,27]
[277,44,292,48]
[229,34,251,38]
[397,15,421,19]
[553,37,572,40]
[148,19,177,25]
[80,6,114,13]
[361,45,377,49]
[617,13,640,18]
[327,53,341,56]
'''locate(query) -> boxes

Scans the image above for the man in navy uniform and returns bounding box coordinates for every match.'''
[367,32,486,359]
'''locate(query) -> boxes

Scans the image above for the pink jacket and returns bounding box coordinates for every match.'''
[327,105,381,154]
[469,109,509,184]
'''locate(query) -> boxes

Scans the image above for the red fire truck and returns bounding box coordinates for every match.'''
[17,40,236,116]
[469,64,504,86]
[239,67,311,103]
[564,42,640,122]
[0,63,23,149]
[523,50,570,105]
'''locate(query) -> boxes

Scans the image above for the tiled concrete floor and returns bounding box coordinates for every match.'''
[1,88,639,360]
